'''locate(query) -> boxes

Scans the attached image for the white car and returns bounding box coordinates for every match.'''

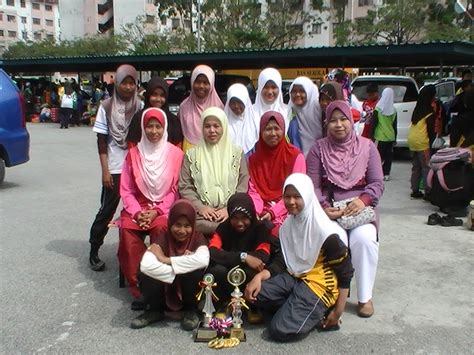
[351,75,419,148]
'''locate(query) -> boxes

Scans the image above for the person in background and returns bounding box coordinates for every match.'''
[179,65,224,152]
[132,200,209,330]
[407,85,437,200]
[306,100,383,318]
[319,82,344,130]
[89,64,142,271]
[286,76,323,157]
[224,83,259,156]
[361,83,379,139]
[372,88,397,181]
[59,83,77,129]
[128,76,183,148]
[39,104,51,123]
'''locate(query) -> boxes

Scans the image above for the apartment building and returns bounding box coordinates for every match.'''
[0,0,60,52]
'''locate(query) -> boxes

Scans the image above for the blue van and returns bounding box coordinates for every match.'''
[0,69,30,184]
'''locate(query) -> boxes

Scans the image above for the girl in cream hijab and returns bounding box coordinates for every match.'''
[179,107,249,235]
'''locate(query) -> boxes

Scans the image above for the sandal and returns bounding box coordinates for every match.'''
[440,215,463,227]
[427,213,442,225]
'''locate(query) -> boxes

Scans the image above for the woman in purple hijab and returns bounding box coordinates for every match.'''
[306,100,384,318]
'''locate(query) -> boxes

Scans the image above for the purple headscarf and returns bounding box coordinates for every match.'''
[318,100,371,190]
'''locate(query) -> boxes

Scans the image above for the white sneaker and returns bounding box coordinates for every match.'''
[383,175,390,181]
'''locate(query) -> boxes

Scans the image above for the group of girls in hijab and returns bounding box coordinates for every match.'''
[88,63,383,340]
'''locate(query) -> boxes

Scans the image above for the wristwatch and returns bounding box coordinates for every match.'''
[240,252,248,263]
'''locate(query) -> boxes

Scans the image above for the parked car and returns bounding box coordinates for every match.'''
[351,75,419,148]
[167,74,256,115]
[0,69,30,184]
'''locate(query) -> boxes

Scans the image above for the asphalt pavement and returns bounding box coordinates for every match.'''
[0,123,472,354]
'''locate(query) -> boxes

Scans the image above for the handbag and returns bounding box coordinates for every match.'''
[332,197,376,230]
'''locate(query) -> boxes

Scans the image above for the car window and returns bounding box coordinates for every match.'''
[352,80,418,103]
[435,82,455,103]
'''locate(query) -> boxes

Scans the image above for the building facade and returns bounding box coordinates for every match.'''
[0,0,60,53]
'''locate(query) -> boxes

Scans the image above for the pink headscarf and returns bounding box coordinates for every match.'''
[179,65,224,145]
[318,100,371,190]
[129,108,183,203]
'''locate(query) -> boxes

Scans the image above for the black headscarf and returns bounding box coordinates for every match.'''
[127,76,183,145]
[214,193,270,254]
[412,85,436,125]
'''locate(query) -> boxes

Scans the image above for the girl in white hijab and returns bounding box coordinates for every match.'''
[287,77,323,157]
[373,88,397,180]
[224,83,259,154]
[253,68,288,123]
[244,173,353,342]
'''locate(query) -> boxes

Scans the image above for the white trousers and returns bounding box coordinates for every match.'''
[344,224,379,303]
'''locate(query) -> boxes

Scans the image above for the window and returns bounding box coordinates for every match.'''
[33,18,41,25]
[171,18,179,29]
[358,0,373,5]
[7,0,15,6]
[34,32,41,40]
[32,3,40,10]
[8,30,17,38]
[45,4,52,11]
[7,15,16,22]
[21,0,26,7]
[46,19,53,26]
[160,17,167,26]
[46,33,54,40]
[145,15,154,23]
[21,16,27,24]
[311,23,321,34]
[0,30,4,37]
[0,13,3,21]
[22,31,27,40]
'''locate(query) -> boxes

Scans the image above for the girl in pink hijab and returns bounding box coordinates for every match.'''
[306,100,384,319]
[179,65,224,152]
[118,108,184,307]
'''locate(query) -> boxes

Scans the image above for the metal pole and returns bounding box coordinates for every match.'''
[197,0,201,52]
[439,60,444,80]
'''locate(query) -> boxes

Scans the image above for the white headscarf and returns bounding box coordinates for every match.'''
[187,107,242,208]
[288,76,323,157]
[279,173,347,275]
[224,83,259,154]
[135,108,175,203]
[253,68,288,122]
[376,87,395,116]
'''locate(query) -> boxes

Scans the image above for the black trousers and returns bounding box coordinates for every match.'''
[60,107,75,127]
[377,141,394,176]
[138,269,204,312]
[89,174,121,248]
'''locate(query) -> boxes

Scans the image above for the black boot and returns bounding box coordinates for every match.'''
[89,244,105,271]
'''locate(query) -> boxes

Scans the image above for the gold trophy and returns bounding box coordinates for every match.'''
[227,266,248,341]
[194,273,218,342]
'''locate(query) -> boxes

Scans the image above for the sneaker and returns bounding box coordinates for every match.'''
[130,311,164,329]
[181,310,200,331]
[383,175,390,181]
[89,253,105,271]
[410,191,424,199]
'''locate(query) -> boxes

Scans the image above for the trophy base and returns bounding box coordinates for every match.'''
[230,327,246,342]
[193,322,217,342]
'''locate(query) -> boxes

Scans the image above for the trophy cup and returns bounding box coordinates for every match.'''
[227,266,248,341]
[194,273,219,342]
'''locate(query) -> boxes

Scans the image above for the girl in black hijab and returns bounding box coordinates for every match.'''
[127,76,183,146]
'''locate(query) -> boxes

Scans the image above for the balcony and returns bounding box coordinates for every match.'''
[98,0,113,15]
[98,16,113,33]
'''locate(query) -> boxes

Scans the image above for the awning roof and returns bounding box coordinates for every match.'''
[0,41,472,73]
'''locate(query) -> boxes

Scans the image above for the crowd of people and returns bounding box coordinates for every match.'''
[84,63,472,342]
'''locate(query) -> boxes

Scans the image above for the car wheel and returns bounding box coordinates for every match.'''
[0,158,5,185]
